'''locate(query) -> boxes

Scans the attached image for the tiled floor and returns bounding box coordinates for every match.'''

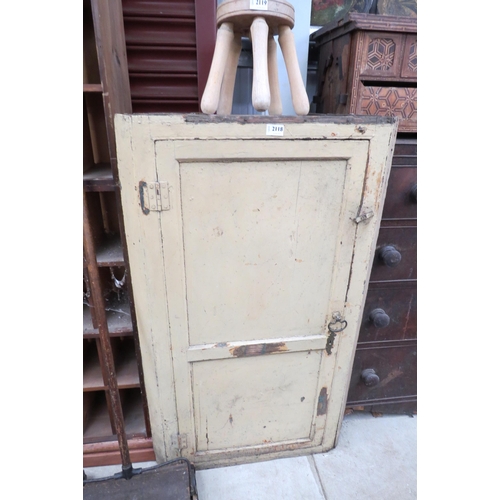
[84,412,417,499]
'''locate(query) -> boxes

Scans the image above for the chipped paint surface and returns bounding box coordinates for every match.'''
[317,387,328,416]
[114,113,397,466]
[230,342,288,357]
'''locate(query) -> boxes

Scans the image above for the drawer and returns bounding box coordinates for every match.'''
[347,344,417,404]
[391,154,417,167]
[370,226,417,282]
[393,138,417,159]
[355,82,417,133]
[358,282,416,343]
[381,167,417,220]
[359,31,405,79]
[401,34,417,79]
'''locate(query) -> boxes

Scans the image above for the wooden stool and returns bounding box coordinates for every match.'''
[201,0,310,116]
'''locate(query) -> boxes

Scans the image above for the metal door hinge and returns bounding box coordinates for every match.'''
[171,433,188,450]
[353,209,374,224]
[139,181,170,214]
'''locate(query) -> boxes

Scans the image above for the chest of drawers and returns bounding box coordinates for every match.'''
[346,138,417,414]
[311,14,417,413]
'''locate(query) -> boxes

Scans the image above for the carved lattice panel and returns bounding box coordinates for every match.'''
[359,32,403,79]
[356,84,417,133]
[401,35,417,79]
[408,42,417,71]
[367,38,396,71]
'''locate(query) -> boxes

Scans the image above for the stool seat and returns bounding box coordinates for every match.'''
[217,0,295,34]
[201,0,309,116]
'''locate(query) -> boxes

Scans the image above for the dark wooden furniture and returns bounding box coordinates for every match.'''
[311,13,416,132]
[122,0,216,113]
[83,0,218,468]
[346,137,416,414]
[83,0,154,468]
[311,13,417,414]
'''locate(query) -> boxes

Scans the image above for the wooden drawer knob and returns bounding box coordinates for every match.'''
[369,308,390,328]
[409,184,417,203]
[379,245,401,268]
[361,368,380,387]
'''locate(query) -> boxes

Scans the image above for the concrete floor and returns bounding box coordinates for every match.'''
[84,412,417,499]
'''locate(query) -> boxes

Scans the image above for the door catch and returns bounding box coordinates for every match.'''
[353,209,374,224]
[325,313,348,355]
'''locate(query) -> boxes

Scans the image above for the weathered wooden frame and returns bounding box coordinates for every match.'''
[115,113,397,468]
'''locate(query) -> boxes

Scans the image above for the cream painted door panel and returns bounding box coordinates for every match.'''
[115,115,397,468]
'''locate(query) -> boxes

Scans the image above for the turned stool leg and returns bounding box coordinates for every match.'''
[217,33,242,115]
[250,17,271,112]
[267,36,282,115]
[278,25,309,116]
[201,22,235,115]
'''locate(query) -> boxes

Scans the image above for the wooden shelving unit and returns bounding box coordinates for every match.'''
[83,0,154,468]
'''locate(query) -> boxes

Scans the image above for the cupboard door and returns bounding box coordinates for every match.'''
[116,115,397,468]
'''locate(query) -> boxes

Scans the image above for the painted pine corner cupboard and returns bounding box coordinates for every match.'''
[115,113,397,469]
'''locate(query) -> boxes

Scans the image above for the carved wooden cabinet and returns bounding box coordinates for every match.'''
[311,13,416,133]
[311,13,417,414]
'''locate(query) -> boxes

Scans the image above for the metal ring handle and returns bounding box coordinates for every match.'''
[328,319,347,334]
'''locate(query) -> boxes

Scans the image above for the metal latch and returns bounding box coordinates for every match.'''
[353,209,374,224]
[139,181,170,214]
[325,312,348,355]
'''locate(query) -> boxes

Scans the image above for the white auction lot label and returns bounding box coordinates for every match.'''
[266,124,284,136]
[250,0,269,10]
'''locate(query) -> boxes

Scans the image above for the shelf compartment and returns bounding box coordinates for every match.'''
[83,297,133,338]
[83,0,100,85]
[83,388,148,445]
[84,192,122,262]
[83,339,105,391]
[121,388,148,438]
[83,391,114,443]
[84,96,95,173]
[84,337,140,391]
[95,234,124,267]
[84,92,110,165]
[84,83,103,93]
[83,163,115,192]
[113,337,140,389]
